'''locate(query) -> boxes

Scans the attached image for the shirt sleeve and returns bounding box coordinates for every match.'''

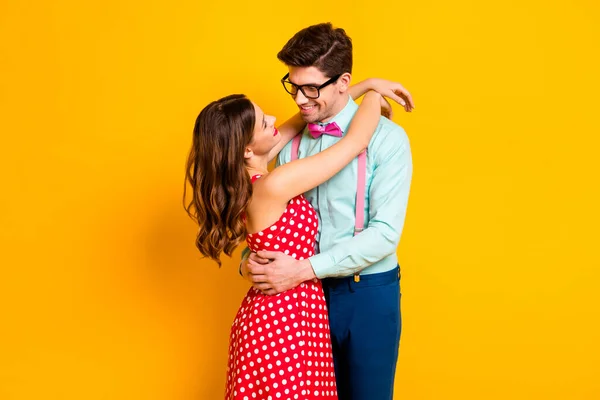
[309,124,413,278]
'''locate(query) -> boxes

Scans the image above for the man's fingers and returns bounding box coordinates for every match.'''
[256,250,279,260]
[247,259,267,274]
[249,252,270,264]
[253,283,274,292]
[250,274,269,283]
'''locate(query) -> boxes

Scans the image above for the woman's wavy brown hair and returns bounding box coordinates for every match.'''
[184,94,255,266]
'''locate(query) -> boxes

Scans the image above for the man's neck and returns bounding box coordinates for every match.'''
[319,94,351,124]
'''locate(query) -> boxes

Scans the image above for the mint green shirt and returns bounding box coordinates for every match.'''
[276,97,413,278]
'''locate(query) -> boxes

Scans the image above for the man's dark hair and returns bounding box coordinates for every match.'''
[277,22,353,77]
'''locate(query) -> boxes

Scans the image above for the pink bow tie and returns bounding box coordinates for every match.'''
[307,122,343,139]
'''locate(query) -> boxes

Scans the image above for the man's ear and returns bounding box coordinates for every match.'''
[337,72,352,93]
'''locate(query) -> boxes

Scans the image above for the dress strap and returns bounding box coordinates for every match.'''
[250,174,263,183]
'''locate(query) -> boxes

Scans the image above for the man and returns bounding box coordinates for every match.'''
[241,23,413,399]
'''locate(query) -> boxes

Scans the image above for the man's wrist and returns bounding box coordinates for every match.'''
[298,258,317,281]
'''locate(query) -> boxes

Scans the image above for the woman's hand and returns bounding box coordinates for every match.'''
[348,78,415,119]
[367,78,415,117]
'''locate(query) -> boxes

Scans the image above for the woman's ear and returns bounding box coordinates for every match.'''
[244,146,254,160]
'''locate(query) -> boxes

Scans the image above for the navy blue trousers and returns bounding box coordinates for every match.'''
[322,267,402,400]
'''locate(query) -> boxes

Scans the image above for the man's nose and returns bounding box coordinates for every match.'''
[294,90,309,105]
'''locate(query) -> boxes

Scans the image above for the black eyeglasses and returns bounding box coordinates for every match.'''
[281,73,342,99]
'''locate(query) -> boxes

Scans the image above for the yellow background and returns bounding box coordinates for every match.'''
[1,0,599,399]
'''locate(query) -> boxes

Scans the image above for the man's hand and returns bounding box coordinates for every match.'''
[246,251,316,295]
[240,251,270,282]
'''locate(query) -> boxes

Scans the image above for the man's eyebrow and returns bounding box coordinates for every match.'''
[288,78,320,86]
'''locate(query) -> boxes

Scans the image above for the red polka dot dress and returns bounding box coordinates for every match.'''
[225,175,337,400]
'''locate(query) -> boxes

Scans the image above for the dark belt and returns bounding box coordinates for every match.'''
[322,266,400,292]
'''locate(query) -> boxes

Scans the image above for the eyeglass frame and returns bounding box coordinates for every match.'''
[280,73,342,99]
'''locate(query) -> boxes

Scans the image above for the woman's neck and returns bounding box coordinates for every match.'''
[245,156,269,177]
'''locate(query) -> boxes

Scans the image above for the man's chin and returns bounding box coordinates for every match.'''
[301,115,321,124]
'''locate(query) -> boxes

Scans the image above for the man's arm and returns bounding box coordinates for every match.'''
[246,255,316,295]
[309,124,412,277]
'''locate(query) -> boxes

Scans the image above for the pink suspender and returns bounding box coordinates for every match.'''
[291,134,301,162]
[354,150,367,236]
[291,134,367,281]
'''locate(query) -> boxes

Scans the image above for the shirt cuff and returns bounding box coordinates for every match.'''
[309,253,339,279]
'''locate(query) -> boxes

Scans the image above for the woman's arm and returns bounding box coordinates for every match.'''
[267,78,414,162]
[348,79,377,101]
[349,78,415,115]
[258,91,382,202]
[267,113,305,162]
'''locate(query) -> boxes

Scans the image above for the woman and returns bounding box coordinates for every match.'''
[185,79,410,399]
